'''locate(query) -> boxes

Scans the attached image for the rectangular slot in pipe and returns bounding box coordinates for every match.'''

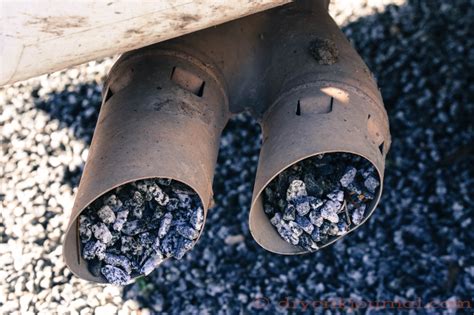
[298,96,333,114]
[170,66,206,97]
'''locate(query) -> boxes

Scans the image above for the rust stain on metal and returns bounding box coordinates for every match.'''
[308,37,339,65]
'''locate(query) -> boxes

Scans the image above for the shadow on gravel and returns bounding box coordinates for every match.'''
[33,82,103,187]
[32,0,473,313]
[33,82,102,145]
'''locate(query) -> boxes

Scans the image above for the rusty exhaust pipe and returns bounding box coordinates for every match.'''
[249,88,389,253]
[63,0,391,283]
[249,1,390,253]
[63,49,230,282]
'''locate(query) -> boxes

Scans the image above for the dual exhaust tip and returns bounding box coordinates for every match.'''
[63,0,390,284]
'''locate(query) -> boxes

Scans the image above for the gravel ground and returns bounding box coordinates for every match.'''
[1,0,473,314]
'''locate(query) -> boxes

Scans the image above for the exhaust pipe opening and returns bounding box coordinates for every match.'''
[75,177,205,285]
[251,152,383,254]
[63,49,230,284]
[249,85,389,255]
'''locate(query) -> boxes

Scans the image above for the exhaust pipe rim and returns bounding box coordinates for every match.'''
[249,149,384,255]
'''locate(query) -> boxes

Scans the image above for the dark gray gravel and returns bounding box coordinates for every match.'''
[263,153,379,251]
[1,0,473,314]
[79,179,203,285]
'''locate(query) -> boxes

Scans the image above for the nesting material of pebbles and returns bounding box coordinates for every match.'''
[263,153,379,251]
[79,178,204,285]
